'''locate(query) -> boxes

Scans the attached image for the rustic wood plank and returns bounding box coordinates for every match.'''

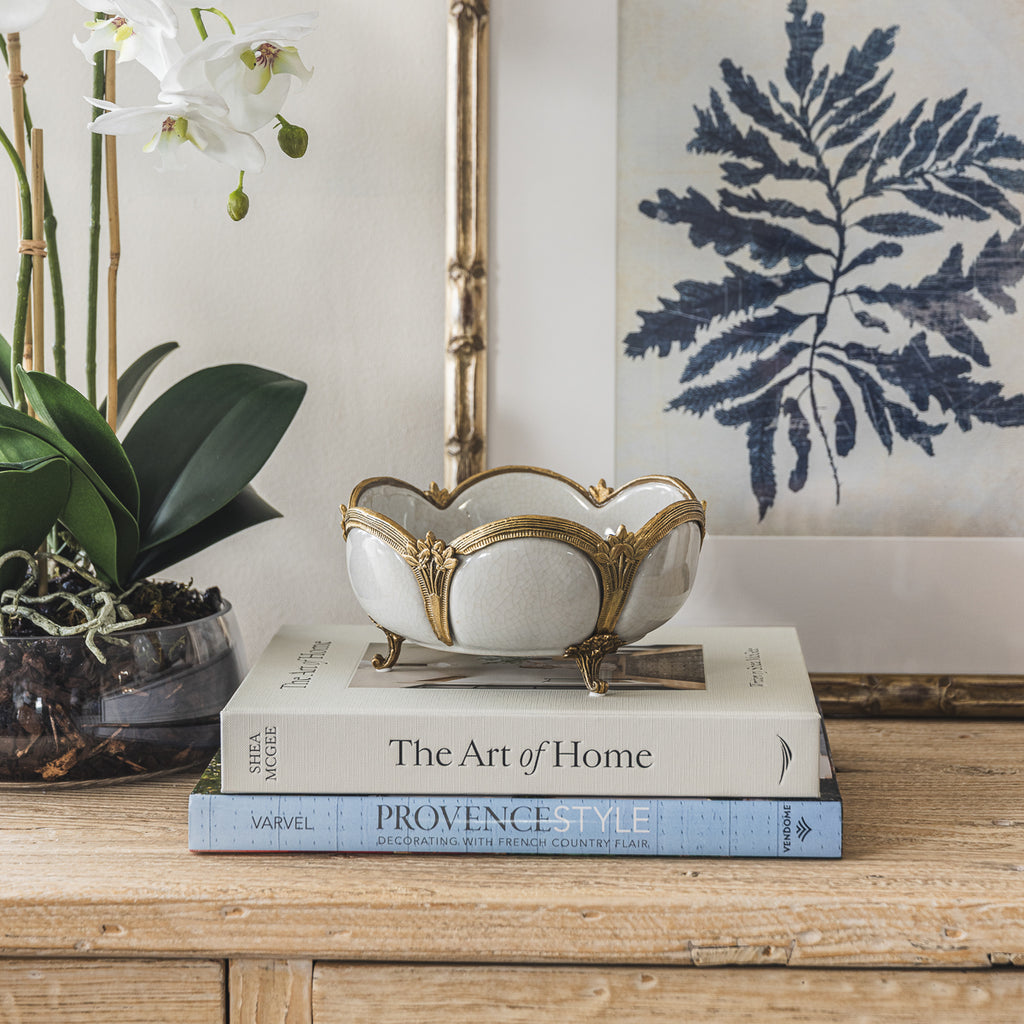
[0,958,224,1023]
[813,673,1024,718]
[313,963,1024,1023]
[1,721,1023,967]
[228,959,311,1024]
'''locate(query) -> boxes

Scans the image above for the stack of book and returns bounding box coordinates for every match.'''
[189,624,841,857]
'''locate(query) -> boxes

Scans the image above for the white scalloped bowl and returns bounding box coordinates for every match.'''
[341,467,706,692]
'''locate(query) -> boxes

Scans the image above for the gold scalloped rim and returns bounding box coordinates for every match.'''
[342,465,707,647]
[348,464,704,516]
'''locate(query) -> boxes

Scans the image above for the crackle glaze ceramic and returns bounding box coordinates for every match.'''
[340,466,706,693]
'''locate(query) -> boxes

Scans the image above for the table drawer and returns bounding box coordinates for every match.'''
[312,963,1024,1023]
[0,958,224,1024]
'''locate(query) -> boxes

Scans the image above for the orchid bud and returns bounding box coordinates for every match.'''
[227,185,250,221]
[277,122,309,159]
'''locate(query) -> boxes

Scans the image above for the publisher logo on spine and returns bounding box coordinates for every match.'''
[777,735,792,784]
[782,804,814,852]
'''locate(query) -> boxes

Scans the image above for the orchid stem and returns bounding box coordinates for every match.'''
[1,35,66,381]
[6,32,34,379]
[104,51,120,431]
[0,121,32,412]
[191,7,235,39]
[87,49,105,406]
[30,127,44,376]
[190,7,208,40]
[22,97,67,382]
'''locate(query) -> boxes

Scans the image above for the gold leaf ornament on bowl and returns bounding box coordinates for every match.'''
[340,466,707,694]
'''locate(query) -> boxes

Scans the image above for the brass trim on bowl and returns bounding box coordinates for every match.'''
[341,466,707,664]
[348,464,706,520]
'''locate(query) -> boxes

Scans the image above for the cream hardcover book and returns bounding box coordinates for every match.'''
[219,624,822,797]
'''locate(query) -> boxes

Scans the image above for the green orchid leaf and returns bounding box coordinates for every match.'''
[0,455,71,591]
[127,485,282,582]
[98,340,180,429]
[0,332,12,406]
[0,413,139,585]
[0,424,137,585]
[60,463,137,585]
[0,424,62,465]
[0,405,122,511]
[124,364,305,551]
[17,368,140,518]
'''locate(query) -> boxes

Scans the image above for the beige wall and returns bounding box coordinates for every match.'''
[1,1,447,663]
[8,1,1023,675]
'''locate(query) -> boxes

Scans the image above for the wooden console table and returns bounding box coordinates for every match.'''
[2,718,1023,1022]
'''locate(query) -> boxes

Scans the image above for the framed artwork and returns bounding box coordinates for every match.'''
[616,0,1024,537]
[465,0,1024,677]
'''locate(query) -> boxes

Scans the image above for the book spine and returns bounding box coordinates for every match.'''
[189,790,842,857]
[221,710,822,797]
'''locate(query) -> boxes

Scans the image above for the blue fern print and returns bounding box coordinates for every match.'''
[624,0,1024,519]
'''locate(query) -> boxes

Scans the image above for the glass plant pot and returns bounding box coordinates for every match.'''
[0,603,244,786]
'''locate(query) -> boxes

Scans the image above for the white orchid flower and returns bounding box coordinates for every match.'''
[164,13,316,133]
[91,90,265,173]
[74,0,182,80]
[0,0,50,33]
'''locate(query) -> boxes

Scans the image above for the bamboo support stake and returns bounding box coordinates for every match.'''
[104,50,119,431]
[7,31,33,372]
[30,127,46,594]
[30,127,44,374]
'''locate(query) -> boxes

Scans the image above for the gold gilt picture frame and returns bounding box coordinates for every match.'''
[444,1,488,489]
[443,0,1024,715]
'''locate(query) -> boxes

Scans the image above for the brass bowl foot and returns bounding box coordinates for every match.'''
[370,621,405,670]
[564,633,623,695]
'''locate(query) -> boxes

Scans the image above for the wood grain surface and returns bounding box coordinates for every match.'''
[1,720,1022,968]
[0,958,224,1023]
[313,963,1024,1024]
[229,958,311,1024]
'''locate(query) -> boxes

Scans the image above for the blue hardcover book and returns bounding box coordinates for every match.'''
[188,730,841,858]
